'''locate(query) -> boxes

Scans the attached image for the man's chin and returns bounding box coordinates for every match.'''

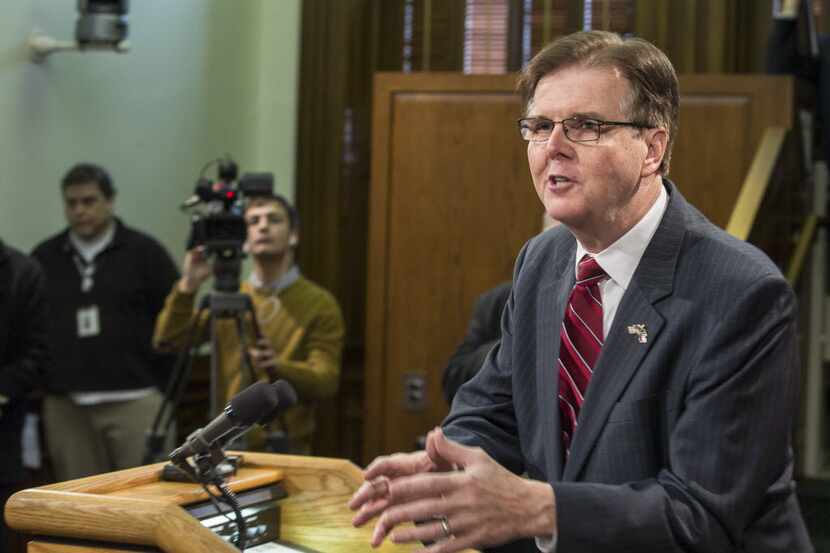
[251,249,284,260]
[71,227,94,239]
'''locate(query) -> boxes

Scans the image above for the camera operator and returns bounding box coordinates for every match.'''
[153,193,345,455]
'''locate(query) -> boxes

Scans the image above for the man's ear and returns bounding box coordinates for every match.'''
[641,128,668,177]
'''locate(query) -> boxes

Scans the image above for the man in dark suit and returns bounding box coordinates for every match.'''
[350,30,812,552]
[0,239,48,550]
[442,282,511,405]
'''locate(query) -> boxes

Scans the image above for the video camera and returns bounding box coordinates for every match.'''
[182,156,275,293]
[76,0,129,48]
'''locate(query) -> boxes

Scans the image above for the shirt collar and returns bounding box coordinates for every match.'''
[249,264,301,294]
[575,183,668,291]
[69,222,116,261]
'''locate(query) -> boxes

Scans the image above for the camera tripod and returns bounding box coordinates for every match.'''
[142,289,278,464]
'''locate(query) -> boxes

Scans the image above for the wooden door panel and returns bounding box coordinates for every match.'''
[382,90,539,452]
[673,95,750,227]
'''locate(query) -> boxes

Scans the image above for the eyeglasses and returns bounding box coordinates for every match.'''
[517,116,652,144]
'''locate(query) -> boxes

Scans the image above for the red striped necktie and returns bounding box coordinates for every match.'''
[558,254,607,458]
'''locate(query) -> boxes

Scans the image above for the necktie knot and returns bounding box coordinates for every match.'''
[577,255,606,283]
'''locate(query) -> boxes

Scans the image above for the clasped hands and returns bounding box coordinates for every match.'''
[349,427,557,552]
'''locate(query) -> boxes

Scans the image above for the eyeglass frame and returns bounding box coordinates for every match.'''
[517,116,653,144]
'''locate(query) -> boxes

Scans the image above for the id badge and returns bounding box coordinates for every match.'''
[77,305,101,338]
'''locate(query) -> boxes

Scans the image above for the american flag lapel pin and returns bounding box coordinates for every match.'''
[627,323,648,343]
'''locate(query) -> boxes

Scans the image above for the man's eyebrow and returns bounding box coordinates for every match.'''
[570,111,605,120]
[523,112,606,121]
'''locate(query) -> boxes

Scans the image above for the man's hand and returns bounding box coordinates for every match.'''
[0,394,8,420]
[178,246,212,293]
[350,448,443,527]
[349,428,557,552]
[249,338,278,374]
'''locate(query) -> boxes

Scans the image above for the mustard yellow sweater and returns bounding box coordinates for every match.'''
[153,277,345,454]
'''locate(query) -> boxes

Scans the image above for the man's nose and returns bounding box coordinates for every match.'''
[544,123,569,156]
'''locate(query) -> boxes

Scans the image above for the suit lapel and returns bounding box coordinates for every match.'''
[562,181,687,481]
[537,240,575,481]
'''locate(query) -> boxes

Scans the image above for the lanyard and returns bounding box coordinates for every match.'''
[72,254,96,293]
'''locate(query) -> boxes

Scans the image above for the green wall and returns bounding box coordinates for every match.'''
[0,0,300,261]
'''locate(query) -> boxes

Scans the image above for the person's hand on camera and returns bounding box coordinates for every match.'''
[178,246,211,293]
[249,338,278,374]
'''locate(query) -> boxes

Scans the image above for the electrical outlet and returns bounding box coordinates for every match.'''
[402,372,427,411]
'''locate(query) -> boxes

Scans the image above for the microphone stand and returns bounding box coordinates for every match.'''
[169,443,248,551]
[142,288,264,465]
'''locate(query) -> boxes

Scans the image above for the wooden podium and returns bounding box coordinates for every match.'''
[4,452,419,552]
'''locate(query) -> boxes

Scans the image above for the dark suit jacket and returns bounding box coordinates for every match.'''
[0,240,49,484]
[442,282,511,404]
[444,181,813,552]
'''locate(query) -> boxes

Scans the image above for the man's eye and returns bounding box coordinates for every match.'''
[575,119,600,130]
[535,120,554,132]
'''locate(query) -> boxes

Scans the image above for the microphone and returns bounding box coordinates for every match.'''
[169,380,297,463]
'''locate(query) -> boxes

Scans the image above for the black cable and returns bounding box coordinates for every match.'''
[208,478,247,551]
[175,455,248,551]
[199,158,222,178]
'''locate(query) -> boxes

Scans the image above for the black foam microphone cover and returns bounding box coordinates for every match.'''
[258,380,299,425]
[229,381,281,425]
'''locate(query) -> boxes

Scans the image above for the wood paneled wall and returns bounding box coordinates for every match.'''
[672,75,794,227]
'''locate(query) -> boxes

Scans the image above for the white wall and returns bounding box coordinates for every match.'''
[0,0,300,260]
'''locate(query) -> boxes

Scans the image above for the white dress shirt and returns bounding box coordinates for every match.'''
[576,183,668,337]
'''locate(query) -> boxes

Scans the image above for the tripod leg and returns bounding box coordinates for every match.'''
[235,315,262,385]
[143,308,207,464]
